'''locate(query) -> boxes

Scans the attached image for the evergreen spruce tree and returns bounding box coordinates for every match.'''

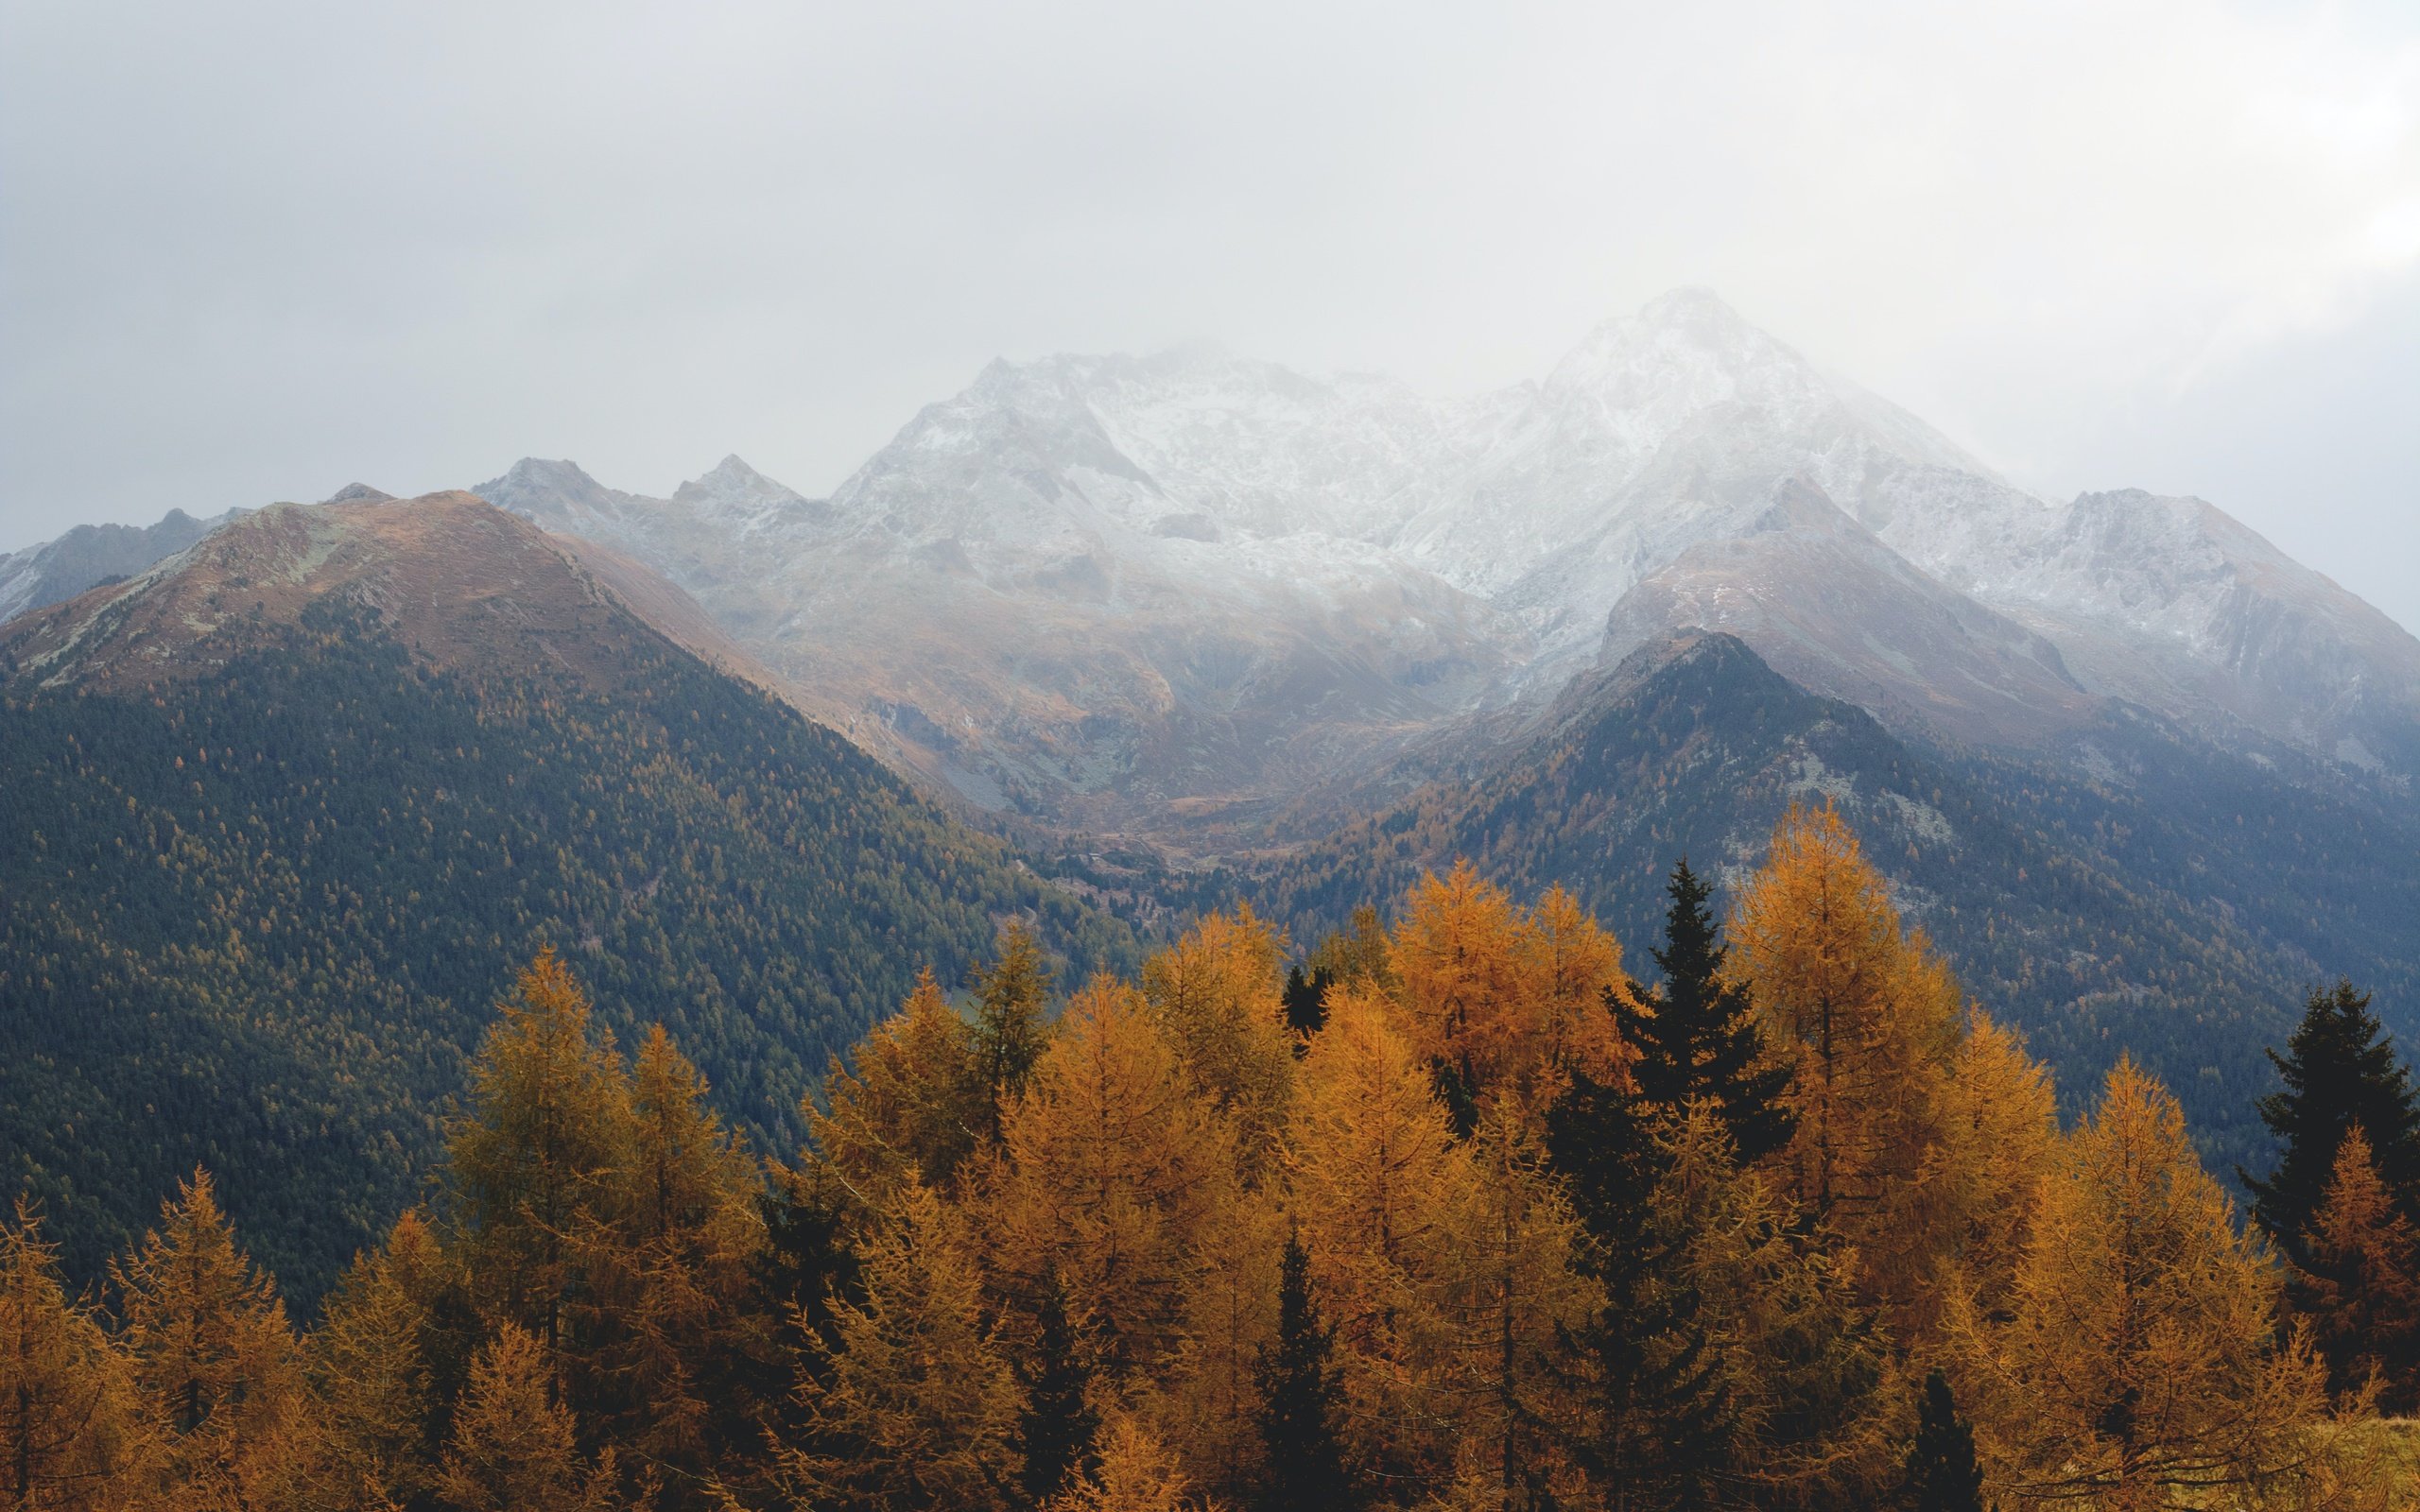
[2291,1127,2420,1412]
[1280,965,1333,1040]
[1546,1074,1732,1511]
[756,1159,864,1380]
[1015,1270,1099,1508]
[969,923,1057,1144]
[1253,1236,1351,1512]
[2244,980,2420,1263]
[1902,1370,1988,1512]
[1616,859,1795,1164]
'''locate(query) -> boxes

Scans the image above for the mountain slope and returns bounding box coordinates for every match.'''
[476,451,1521,845]
[1234,633,2420,1170]
[0,506,245,623]
[0,493,1134,1298]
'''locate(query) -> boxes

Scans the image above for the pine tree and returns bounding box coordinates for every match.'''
[1545,1047,1726,1512]
[0,1198,142,1512]
[1015,1271,1100,1508]
[1253,1236,1351,1512]
[2292,1126,2420,1413]
[1901,1370,1988,1512]
[1617,858,1794,1164]
[969,923,1058,1146]
[1662,1108,1889,1509]
[436,1323,613,1512]
[755,1158,863,1383]
[112,1168,310,1511]
[2245,979,2420,1265]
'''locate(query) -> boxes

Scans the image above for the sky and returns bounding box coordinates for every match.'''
[4,0,2416,630]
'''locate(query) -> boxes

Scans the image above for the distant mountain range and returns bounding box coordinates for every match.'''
[0,505,244,622]
[445,291,2420,849]
[9,288,2418,1177]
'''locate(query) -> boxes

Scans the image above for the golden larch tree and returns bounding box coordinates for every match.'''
[1439,1101,1597,1503]
[1729,802,1963,1322]
[1155,1183,1284,1501]
[771,1182,1019,1512]
[1282,981,1479,1486]
[436,1323,614,1512]
[1511,883,1634,1113]
[1953,1057,2360,1510]
[574,1021,769,1480]
[111,1168,311,1512]
[993,978,1238,1384]
[0,1197,145,1511]
[1139,904,1297,1170]
[1930,1009,2060,1336]
[810,967,979,1196]
[1046,1412,1206,1512]
[446,949,638,1375]
[307,1209,442,1510]
[1306,905,1394,994]
[1390,863,1538,1119]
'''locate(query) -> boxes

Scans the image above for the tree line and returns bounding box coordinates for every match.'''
[4,801,2414,1509]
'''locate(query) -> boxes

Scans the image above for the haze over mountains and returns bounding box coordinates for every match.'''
[455,289,2420,846]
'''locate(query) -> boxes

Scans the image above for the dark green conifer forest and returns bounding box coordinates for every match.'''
[0,600,1133,1298]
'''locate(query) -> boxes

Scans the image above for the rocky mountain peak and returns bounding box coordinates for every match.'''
[670,455,815,531]
[0,492,677,696]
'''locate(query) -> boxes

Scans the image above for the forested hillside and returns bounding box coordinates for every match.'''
[1230,632,2420,1172]
[0,498,1133,1299]
[8,810,2413,1510]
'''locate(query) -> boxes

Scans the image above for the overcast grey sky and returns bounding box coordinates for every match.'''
[4,0,2416,629]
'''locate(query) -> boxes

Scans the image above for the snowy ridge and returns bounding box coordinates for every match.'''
[459,288,2420,833]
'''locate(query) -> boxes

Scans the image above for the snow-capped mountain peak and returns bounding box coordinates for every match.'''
[670,455,817,534]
